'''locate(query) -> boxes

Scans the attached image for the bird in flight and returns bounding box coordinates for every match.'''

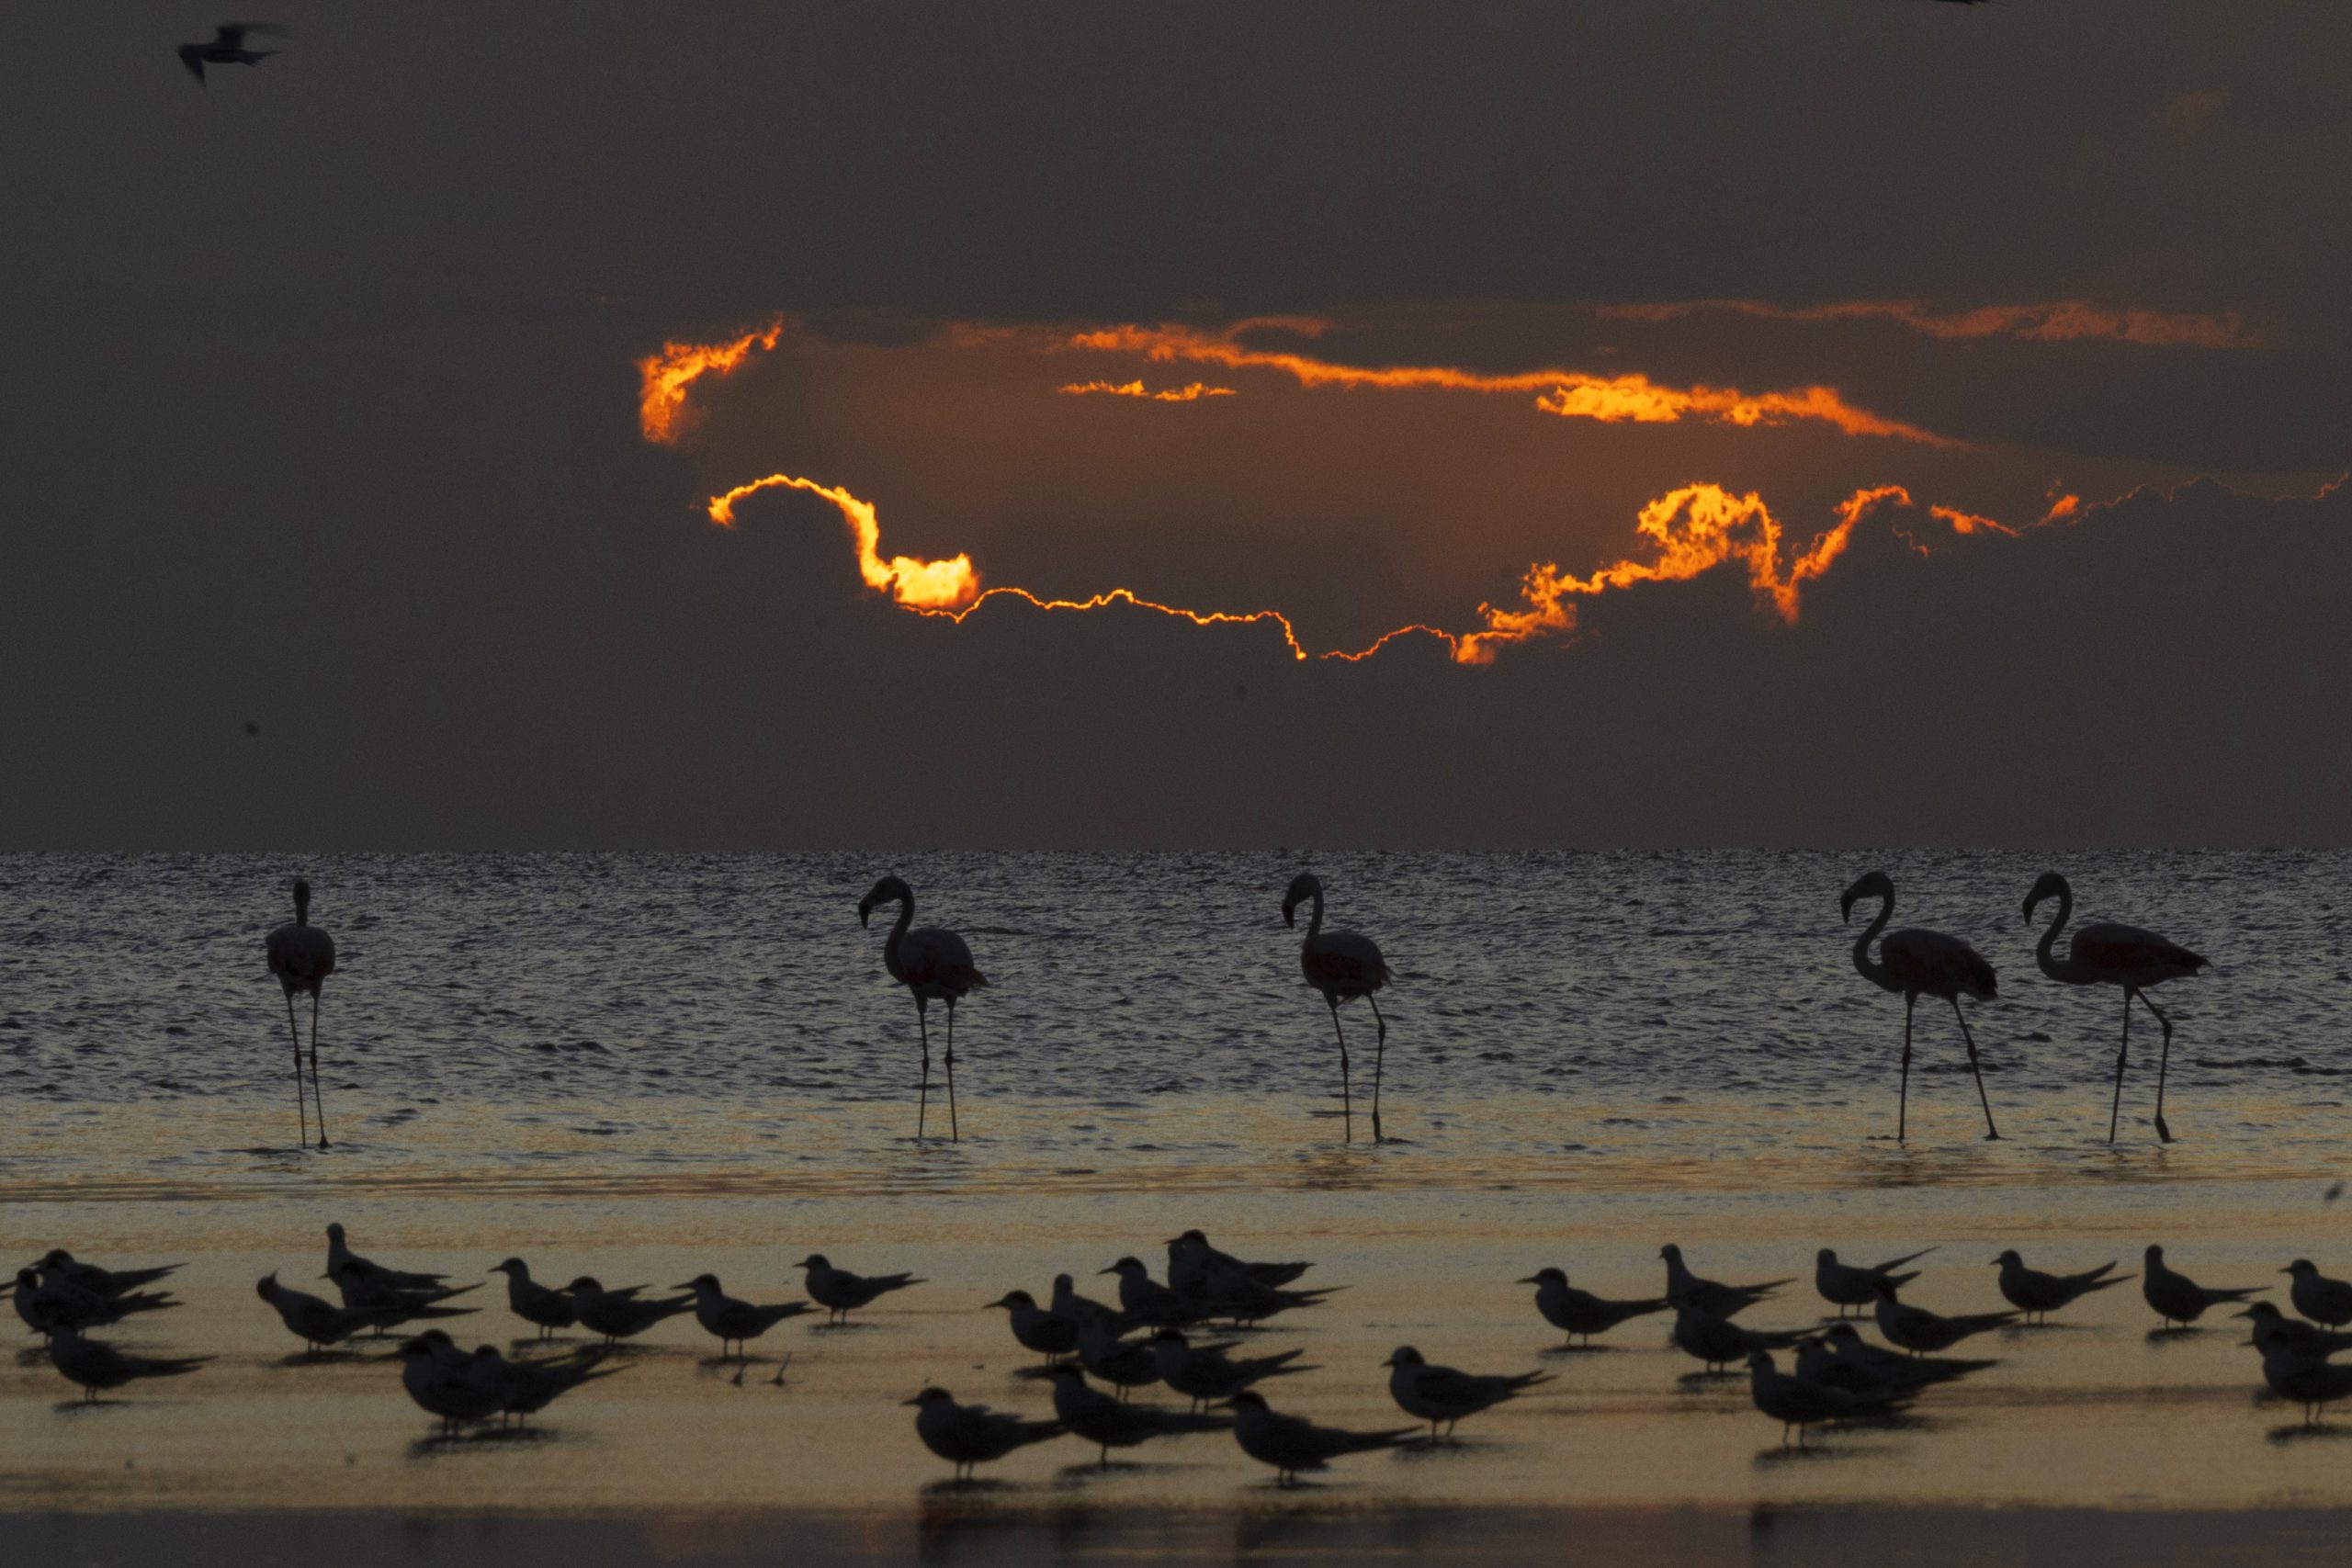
[178,24,290,85]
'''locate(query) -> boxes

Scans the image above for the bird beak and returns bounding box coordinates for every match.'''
[1515,1275,1541,1284]
[899,1396,922,1406]
[1095,1267,1115,1277]
[673,1282,696,1291]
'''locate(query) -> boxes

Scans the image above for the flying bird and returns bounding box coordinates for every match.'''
[1841,871,2002,1141]
[266,879,337,1149]
[1280,872,1394,1142]
[857,874,987,1143]
[2024,871,2208,1144]
[177,23,288,85]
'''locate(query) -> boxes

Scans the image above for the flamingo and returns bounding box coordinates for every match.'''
[1280,873,1392,1143]
[1840,871,2000,1142]
[2023,871,2207,1145]
[265,877,337,1150]
[857,875,986,1142]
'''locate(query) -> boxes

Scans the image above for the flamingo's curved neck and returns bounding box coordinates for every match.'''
[1851,887,1895,993]
[1302,886,1324,941]
[882,887,914,970]
[2032,883,2089,983]
[293,886,310,926]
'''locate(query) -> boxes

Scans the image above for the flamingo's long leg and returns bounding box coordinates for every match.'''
[915,999,933,1143]
[309,989,330,1149]
[2108,991,2132,1145]
[944,999,960,1144]
[283,992,310,1148]
[2141,990,2177,1144]
[1950,997,2001,1140]
[1898,992,1915,1144]
[1366,993,1388,1144]
[1326,1000,1352,1143]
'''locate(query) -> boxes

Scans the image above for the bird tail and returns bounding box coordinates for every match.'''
[2080,1272,2134,1293]
[1350,1427,1422,1452]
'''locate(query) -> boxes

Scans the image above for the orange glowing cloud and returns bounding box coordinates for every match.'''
[1600,298,2262,350]
[1069,321,1954,445]
[638,320,785,444]
[1058,379,1237,401]
[707,473,979,610]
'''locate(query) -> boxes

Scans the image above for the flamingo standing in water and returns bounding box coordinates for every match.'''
[2023,871,2207,1145]
[857,875,986,1142]
[1840,871,2000,1142]
[265,878,337,1150]
[1280,873,1393,1143]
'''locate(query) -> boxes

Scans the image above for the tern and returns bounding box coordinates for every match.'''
[1798,1325,1991,1399]
[1050,1272,1132,1336]
[2256,1339,2352,1427]
[489,1258,577,1340]
[177,23,289,85]
[680,1274,812,1364]
[1993,1251,2131,1324]
[1747,1349,1905,1450]
[1814,1247,1935,1317]
[1045,1364,1231,1465]
[34,1251,182,1300]
[2240,1302,2352,1359]
[1148,1328,1312,1412]
[566,1278,693,1344]
[44,1327,209,1404]
[1101,1257,1221,1327]
[323,1224,448,1292]
[1660,1245,1790,1317]
[1383,1346,1551,1439]
[396,1337,506,1435]
[1872,1280,2018,1354]
[797,1255,922,1325]
[329,1261,478,1335]
[1518,1267,1668,1347]
[986,1289,1080,1361]
[467,1343,622,1425]
[2284,1260,2352,1327]
[1223,1389,1416,1485]
[14,1269,177,1339]
[904,1386,1062,1481]
[2142,1246,2264,1329]
[1076,1314,1163,1399]
[1671,1303,1808,1373]
[1166,1230,1311,1296]
[255,1272,428,1352]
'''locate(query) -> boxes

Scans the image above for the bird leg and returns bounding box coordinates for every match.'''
[944,1000,960,1144]
[1327,1001,1352,1143]
[1950,997,2001,1140]
[2108,992,2132,1145]
[1898,993,1915,1144]
[1367,994,1388,1144]
[915,999,932,1143]
[309,990,331,1149]
[282,993,310,1148]
[2141,991,2177,1144]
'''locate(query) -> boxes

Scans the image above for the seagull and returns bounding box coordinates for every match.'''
[1518,1267,1668,1347]
[1382,1346,1550,1440]
[1747,1349,1905,1450]
[1223,1389,1416,1485]
[679,1274,812,1366]
[2284,1260,2352,1327]
[904,1386,1063,1482]
[2256,1339,2352,1428]
[857,874,987,1142]
[177,23,290,85]
[1101,1257,1221,1327]
[2142,1246,2264,1329]
[2240,1302,2352,1359]
[1993,1252,2132,1325]
[44,1327,209,1404]
[1280,872,1395,1141]
[14,1269,177,1339]
[566,1278,693,1344]
[489,1258,577,1340]
[1800,1324,1992,1398]
[266,879,337,1148]
[323,1224,447,1293]
[1872,1280,2018,1354]
[797,1255,922,1325]
[986,1289,1080,1362]
[1148,1328,1312,1412]
[1814,1247,1935,1317]
[1659,1245,1791,1317]
[34,1251,182,1299]
[1166,1230,1312,1296]
[254,1272,404,1353]
[1076,1314,1163,1400]
[1044,1364,1231,1466]
[1671,1303,1808,1374]
[466,1343,622,1425]
[396,1337,506,1435]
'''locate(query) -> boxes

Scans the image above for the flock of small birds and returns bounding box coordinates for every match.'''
[20,1225,2352,1482]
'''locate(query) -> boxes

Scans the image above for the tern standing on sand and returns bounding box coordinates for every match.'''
[1840,871,2002,1142]
[1518,1267,1668,1347]
[1814,1247,1935,1317]
[857,875,987,1143]
[2023,872,2208,1144]
[265,878,337,1149]
[905,1386,1062,1480]
[1993,1250,2132,1325]
[2142,1246,2264,1329]
[1280,873,1394,1143]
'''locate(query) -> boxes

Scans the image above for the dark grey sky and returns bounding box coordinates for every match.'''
[3,3,2346,848]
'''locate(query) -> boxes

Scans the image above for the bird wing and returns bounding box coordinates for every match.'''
[2071,924,2204,975]
[1305,931,1389,988]
[178,45,206,81]
[216,25,246,47]
[1883,929,1997,998]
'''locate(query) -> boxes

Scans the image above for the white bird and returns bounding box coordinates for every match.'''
[1841,871,2001,1141]
[679,1273,811,1368]
[1659,1244,1790,1317]
[1044,1364,1231,1466]
[2142,1246,2264,1329]
[44,1327,209,1404]
[1872,1280,2017,1353]
[1224,1389,1416,1485]
[1518,1267,1668,1347]
[2024,871,2209,1143]
[489,1258,577,1340]
[1992,1251,2132,1325]
[797,1254,922,1325]
[1281,873,1394,1142]
[265,878,338,1149]
[1382,1346,1550,1439]
[986,1289,1079,1362]
[904,1386,1062,1481]
[1814,1247,1935,1317]
[857,874,988,1142]
[2284,1259,2352,1327]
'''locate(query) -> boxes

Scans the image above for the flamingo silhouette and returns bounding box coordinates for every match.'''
[2023,871,2207,1145]
[264,878,337,1150]
[857,875,987,1142]
[1280,873,1392,1143]
[1840,871,2000,1142]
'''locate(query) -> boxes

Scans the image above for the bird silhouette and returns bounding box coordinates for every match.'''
[2024,872,2208,1144]
[857,875,987,1142]
[1814,1247,1935,1317]
[1280,872,1394,1142]
[265,879,337,1149]
[177,23,289,85]
[904,1386,1063,1481]
[1992,1251,2131,1325]
[1842,871,2001,1141]
[2142,1245,2263,1329]
[1518,1267,1668,1347]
